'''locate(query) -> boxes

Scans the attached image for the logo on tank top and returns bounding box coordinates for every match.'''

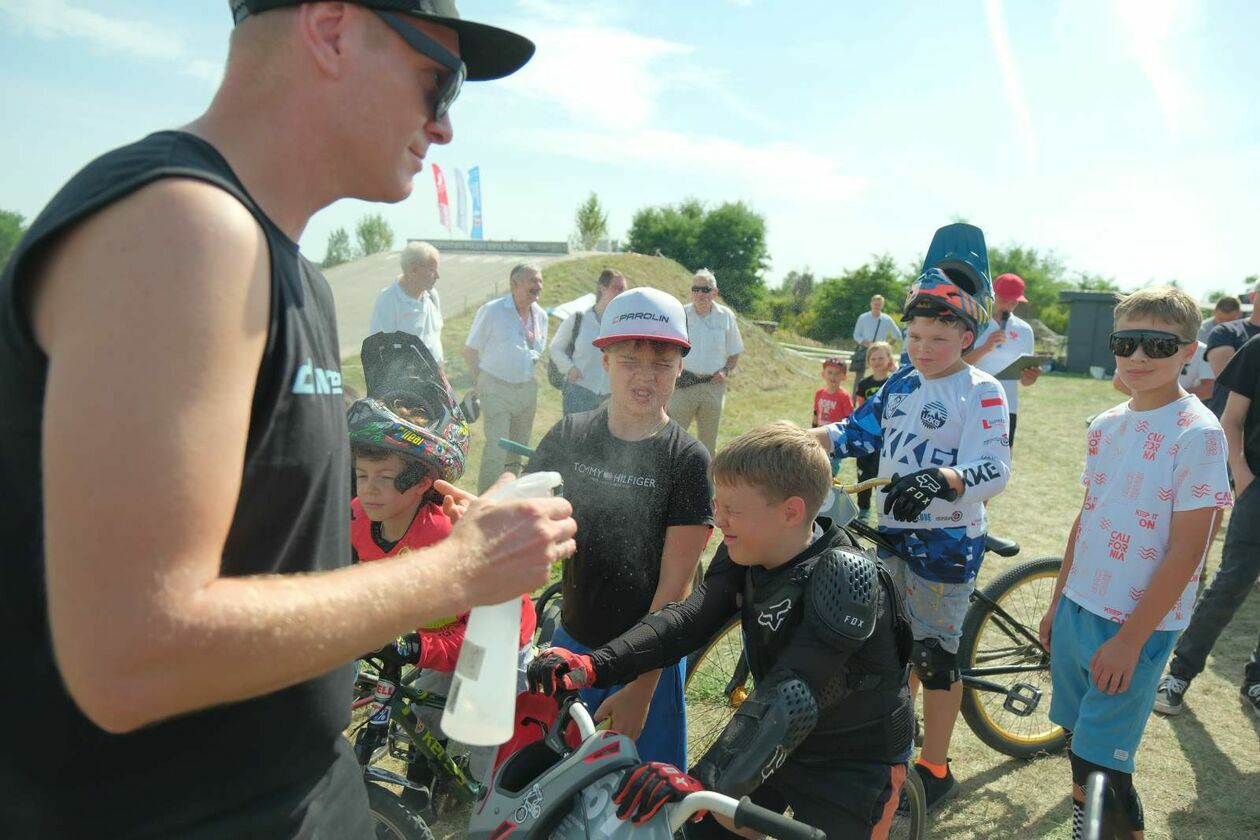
[292,357,343,395]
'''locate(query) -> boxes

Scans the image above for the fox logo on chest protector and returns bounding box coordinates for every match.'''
[757,598,793,632]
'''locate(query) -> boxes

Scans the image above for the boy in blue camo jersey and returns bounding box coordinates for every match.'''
[813,266,1012,811]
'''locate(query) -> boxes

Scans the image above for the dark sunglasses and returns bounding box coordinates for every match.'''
[1109,330,1194,359]
[375,11,467,120]
[691,286,714,294]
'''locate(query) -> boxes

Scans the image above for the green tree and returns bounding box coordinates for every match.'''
[627,198,769,311]
[571,192,609,250]
[355,213,394,256]
[804,255,909,343]
[322,227,354,268]
[1,209,26,269]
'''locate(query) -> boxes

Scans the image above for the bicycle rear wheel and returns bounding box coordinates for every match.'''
[365,782,436,840]
[959,555,1068,758]
[683,619,750,766]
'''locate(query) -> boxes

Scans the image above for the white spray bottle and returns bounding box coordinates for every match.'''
[441,471,563,746]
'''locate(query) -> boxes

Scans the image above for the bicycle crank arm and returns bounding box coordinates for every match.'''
[364,765,427,792]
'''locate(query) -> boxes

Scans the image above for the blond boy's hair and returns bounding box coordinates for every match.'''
[866,340,894,364]
[1112,286,1202,341]
[712,421,832,518]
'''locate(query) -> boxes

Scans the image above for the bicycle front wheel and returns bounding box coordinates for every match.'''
[959,555,1068,758]
[365,782,436,840]
[889,764,927,840]
[684,619,750,766]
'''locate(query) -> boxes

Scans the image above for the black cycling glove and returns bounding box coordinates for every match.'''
[884,468,958,522]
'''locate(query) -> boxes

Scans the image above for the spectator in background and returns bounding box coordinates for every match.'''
[1198,295,1242,343]
[1205,281,1260,417]
[851,294,899,394]
[667,269,743,454]
[369,241,445,367]
[1156,333,1260,721]
[964,273,1040,446]
[813,356,853,427]
[464,263,548,492]
[550,269,627,415]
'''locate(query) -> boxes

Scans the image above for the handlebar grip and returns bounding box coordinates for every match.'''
[732,797,827,840]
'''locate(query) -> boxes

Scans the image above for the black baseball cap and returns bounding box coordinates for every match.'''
[231,0,535,81]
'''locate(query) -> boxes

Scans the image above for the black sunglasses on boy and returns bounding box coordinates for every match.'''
[1109,330,1194,359]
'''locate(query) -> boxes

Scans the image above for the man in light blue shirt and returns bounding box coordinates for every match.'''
[851,294,899,393]
[369,241,445,367]
[464,263,548,491]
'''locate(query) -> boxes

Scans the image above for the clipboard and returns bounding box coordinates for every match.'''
[994,354,1051,381]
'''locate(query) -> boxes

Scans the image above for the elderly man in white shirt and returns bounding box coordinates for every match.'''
[369,241,445,367]
[850,293,899,393]
[465,263,549,492]
[550,269,628,415]
[666,269,743,453]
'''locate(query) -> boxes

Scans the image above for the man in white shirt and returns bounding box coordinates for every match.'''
[464,263,548,491]
[550,269,627,415]
[964,273,1041,446]
[851,294,900,392]
[368,241,445,366]
[666,269,743,453]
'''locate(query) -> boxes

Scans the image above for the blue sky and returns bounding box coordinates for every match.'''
[2,0,1257,300]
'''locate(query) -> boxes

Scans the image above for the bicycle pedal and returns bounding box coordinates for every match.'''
[1003,682,1041,717]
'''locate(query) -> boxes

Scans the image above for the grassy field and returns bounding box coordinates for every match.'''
[344,256,1259,839]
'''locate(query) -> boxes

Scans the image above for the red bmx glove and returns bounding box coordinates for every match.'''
[613,762,705,825]
[526,647,596,696]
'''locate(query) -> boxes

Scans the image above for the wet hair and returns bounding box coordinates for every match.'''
[1113,286,1201,341]
[1214,295,1241,314]
[712,421,832,518]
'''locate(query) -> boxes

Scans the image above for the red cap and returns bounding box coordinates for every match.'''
[994,273,1028,303]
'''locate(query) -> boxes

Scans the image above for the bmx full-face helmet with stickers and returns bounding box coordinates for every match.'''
[902,266,994,349]
[348,331,470,489]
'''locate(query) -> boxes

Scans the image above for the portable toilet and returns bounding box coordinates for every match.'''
[1059,291,1119,375]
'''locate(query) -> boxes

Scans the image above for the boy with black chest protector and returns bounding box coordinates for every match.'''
[529,423,914,839]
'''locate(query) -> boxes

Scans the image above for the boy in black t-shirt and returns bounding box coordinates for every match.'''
[1157,333,1260,719]
[527,287,713,767]
[851,340,896,519]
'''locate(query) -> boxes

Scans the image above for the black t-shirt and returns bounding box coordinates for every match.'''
[1216,334,1260,476]
[0,132,359,836]
[854,374,889,405]
[529,406,713,647]
[1205,320,1260,416]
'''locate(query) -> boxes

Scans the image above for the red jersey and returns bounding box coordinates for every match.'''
[350,498,536,670]
[814,387,854,425]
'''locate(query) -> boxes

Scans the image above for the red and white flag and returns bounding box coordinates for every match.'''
[432,164,451,232]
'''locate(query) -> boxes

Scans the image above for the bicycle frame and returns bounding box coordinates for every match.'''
[354,661,482,804]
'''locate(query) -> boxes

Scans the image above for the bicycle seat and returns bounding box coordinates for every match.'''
[985,534,1020,557]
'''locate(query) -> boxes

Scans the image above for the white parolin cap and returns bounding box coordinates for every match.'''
[593,287,691,354]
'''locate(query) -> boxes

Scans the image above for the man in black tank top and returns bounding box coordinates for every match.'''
[0,4,576,837]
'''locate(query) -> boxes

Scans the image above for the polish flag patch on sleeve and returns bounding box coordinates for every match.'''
[981,397,1003,408]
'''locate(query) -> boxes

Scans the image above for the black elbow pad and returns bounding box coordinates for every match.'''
[692,677,818,798]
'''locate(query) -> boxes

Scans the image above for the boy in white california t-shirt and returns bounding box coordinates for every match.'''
[1039,286,1232,840]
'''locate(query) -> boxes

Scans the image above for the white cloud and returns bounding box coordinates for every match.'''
[1112,0,1192,136]
[984,0,1037,168]
[0,0,220,86]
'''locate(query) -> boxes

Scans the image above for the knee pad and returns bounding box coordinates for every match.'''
[911,638,960,690]
[1069,752,1145,836]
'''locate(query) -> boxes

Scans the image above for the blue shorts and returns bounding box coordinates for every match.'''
[551,624,687,768]
[1048,597,1177,773]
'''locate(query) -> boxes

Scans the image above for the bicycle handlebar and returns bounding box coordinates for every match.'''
[834,477,891,493]
[664,792,825,838]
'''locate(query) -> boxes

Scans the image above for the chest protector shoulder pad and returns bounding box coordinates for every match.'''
[805,546,880,646]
